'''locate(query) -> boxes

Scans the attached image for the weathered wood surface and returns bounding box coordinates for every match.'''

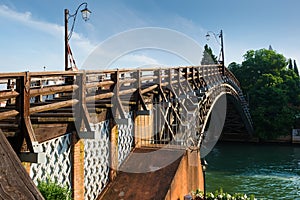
[99,148,184,200]
[0,129,44,200]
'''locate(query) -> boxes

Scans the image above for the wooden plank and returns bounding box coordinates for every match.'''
[29,99,79,114]
[33,124,69,143]
[119,78,136,85]
[29,70,80,77]
[31,113,73,117]
[0,129,44,200]
[86,81,114,89]
[86,92,114,102]
[0,90,19,101]
[119,88,137,96]
[0,72,25,78]
[141,84,158,94]
[140,76,158,81]
[30,85,78,97]
[0,110,19,120]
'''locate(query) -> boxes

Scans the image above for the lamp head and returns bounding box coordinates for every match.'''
[205,33,210,41]
[81,6,91,21]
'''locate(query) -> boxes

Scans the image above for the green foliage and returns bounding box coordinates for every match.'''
[201,44,218,65]
[294,60,299,76]
[228,48,300,139]
[37,178,72,200]
[192,188,256,200]
[288,58,293,70]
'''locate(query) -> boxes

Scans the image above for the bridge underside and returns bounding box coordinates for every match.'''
[221,97,253,141]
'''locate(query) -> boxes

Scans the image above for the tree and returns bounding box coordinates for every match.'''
[288,58,293,70]
[229,48,300,139]
[294,60,299,76]
[201,44,218,65]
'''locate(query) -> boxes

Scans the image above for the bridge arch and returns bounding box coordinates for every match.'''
[199,82,253,157]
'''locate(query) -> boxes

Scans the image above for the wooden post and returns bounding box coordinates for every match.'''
[111,70,125,119]
[15,72,38,153]
[75,71,91,132]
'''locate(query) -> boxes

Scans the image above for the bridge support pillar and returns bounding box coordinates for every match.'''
[134,106,153,148]
[165,150,204,199]
[109,122,119,181]
[71,132,85,200]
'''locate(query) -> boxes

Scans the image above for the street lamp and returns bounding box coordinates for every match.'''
[201,158,208,200]
[206,30,225,76]
[64,2,91,71]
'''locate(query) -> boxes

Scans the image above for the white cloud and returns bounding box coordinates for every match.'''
[0,4,95,54]
[111,53,161,69]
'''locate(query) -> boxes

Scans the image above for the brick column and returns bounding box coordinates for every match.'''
[134,114,143,148]
[187,150,204,192]
[109,123,118,181]
[22,162,31,174]
[71,132,85,200]
[134,104,153,147]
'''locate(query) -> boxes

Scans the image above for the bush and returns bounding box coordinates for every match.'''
[37,178,72,200]
[192,188,256,200]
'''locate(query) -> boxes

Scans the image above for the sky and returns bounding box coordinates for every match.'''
[0,0,299,72]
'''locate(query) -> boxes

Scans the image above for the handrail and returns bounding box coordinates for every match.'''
[0,65,243,121]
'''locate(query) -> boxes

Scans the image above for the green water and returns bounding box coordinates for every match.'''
[205,143,300,200]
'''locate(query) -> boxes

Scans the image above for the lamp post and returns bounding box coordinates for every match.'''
[201,158,208,200]
[206,30,225,76]
[64,2,91,71]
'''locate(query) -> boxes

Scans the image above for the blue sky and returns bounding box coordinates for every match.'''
[0,0,299,72]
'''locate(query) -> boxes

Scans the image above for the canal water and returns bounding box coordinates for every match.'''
[205,142,300,200]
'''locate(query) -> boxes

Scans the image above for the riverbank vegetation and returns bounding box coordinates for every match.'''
[228,48,300,139]
[37,178,72,200]
[192,188,256,200]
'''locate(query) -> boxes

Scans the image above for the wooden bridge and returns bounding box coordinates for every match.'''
[0,64,252,199]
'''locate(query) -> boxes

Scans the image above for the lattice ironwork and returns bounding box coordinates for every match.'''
[84,120,110,200]
[117,112,134,167]
[30,133,72,187]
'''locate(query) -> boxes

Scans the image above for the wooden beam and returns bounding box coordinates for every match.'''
[29,70,80,77]
[29,99,79,114]
[0,72,25,78]
[119,88,137,96]
[0,90,19,101]
[30,84,79,97]
[86,80,115,89]
[141,84,158,94]
[119,78,137,85]
[0,110,19,120]
[86,92,114,102]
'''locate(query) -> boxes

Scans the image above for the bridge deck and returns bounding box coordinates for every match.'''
[99,147,185,200]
